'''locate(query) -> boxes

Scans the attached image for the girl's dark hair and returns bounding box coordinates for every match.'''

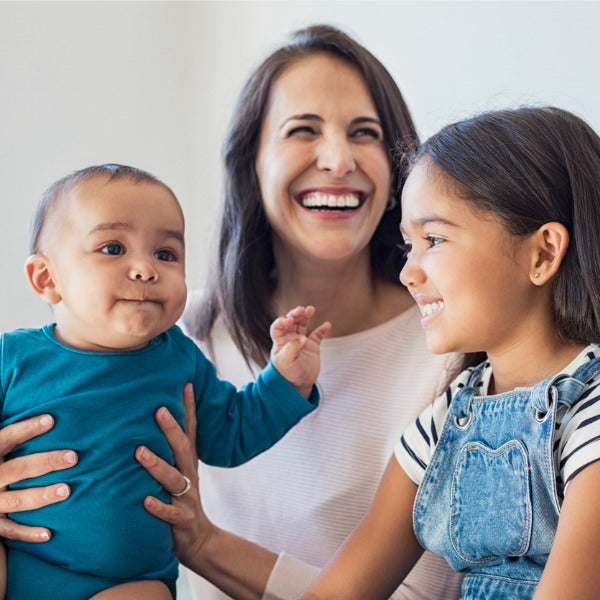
[30,164,172,254]
[416,106,600,345]
[190,24,418,367]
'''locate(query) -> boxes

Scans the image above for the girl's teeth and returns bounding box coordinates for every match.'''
[421,301,445,316]
[301,192,360,209]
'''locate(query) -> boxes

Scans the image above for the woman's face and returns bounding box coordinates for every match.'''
[255,53,392,271]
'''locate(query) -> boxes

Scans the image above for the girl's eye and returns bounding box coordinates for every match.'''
[397,242,412,257]
[426,235,445,247]
[155,249,175,262]
[101,243,125,256]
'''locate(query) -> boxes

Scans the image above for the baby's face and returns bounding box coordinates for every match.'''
[42,176,187,352]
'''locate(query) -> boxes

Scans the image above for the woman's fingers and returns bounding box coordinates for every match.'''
[0,482,70,515]
[0,415,54,455]
[0,450,77,489]
[135,445,189,497]
[143,494,192,526]
[0,517,51,543]
[0,481,71,543]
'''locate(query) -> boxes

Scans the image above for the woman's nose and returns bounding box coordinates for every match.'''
[316,136,356,177]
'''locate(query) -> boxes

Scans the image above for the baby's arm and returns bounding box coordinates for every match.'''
[299,458,423,600]
[269,306,331,399]
[534,459,600,600]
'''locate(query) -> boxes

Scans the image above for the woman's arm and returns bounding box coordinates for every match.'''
[0,414,76,543]
[299,458,423,600]
[136,384,278,600]
[534,459,600,600]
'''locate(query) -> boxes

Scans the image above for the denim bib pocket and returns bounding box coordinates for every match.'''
[450,439,532,563]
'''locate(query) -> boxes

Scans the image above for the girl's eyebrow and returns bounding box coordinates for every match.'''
[400,216,457,236]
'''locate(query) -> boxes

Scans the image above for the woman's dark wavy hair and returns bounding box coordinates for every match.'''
[415,106,600,345]
[189,24,419,367]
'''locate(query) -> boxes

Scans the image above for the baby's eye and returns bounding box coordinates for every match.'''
[101,243,125,256]
[155,249,176,262]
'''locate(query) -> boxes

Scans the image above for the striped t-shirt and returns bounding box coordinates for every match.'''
[396,344,600,498]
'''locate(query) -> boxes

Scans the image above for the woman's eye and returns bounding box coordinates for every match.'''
[352,127,381,141]
[287,125,318,138]
[155,249,175,262]
[101,243,124,256]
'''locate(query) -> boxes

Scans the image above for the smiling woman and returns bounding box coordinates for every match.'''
[256,53,392,271]
[134,24,464,600]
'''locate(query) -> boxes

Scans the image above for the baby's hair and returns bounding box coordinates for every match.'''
[30,164,172,255]
[414,106,600,345]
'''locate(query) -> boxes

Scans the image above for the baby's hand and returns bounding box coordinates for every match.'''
[270,306,331,398]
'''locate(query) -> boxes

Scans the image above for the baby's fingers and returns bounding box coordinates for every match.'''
[270,316,295,346]
[308,321,332,345]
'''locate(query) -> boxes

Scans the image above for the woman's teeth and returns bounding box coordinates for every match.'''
[301,192,360,209]
[420,301,445,317]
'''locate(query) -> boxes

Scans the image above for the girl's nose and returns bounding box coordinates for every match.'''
[316,136,356,177]
[399,255,425,288]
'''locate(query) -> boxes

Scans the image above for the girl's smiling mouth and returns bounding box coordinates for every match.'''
[419,300,445,317]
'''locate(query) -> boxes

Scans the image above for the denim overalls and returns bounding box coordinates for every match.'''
[413,357,600,600]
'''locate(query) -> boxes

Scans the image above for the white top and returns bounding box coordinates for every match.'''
[182,299,464,600]
[396,344,600,495]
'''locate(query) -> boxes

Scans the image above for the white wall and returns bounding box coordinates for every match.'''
[3,1,600,333]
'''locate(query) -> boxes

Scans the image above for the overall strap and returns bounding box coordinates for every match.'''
[450,362,487,422]
[531,355,600,413]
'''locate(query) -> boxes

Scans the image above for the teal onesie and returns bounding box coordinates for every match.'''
[0,324,318,599]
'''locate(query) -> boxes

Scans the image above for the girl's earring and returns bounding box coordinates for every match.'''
[386,196,398,211]
[534,272,540,279]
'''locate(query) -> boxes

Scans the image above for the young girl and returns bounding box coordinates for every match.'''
[299,106,600,600]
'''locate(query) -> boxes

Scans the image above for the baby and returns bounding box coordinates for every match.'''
[0,164,330,599]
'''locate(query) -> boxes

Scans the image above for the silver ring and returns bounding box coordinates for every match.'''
[172,475,192,497]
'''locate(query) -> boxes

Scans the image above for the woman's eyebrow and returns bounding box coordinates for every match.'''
[351,116,382,127]
[280,113,323,128]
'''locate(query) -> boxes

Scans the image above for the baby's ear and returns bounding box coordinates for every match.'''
[24,254,62,304]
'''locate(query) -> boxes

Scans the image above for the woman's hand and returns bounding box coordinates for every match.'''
[0,415,77,542]
[135,383,212,566]
[138,384,281,600]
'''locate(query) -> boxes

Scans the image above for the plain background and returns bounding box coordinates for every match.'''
[2,2,600,596]
[2,0,600,334]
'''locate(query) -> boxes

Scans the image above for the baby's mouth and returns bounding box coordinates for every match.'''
[299,191,362,211]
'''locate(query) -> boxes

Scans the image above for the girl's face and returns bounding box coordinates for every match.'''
[255,53,392,271]
[399,159,540,357]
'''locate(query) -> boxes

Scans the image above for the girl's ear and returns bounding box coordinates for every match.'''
[24,254,62,304]
[529,222,570,285]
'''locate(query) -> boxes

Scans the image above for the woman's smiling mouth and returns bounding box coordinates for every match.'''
[299,191,362,211]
